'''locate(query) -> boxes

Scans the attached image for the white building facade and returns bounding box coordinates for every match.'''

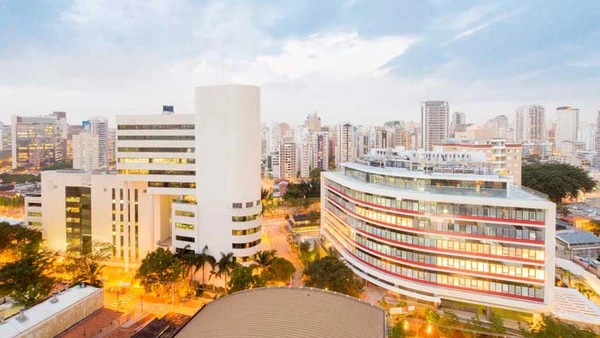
[321,155,555,313]
[421,101,449,151]
[73,132,100,171]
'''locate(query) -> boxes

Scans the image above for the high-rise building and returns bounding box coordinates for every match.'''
[421,101,449,150]
[34,86,264,266]
[336,123,356,165]
[304,112,322,132]
[72,132,100,171]
[84,117,109,167]
[11,114,65,169]
[594,112,600,167]
[299,129,311,178]
[554,106,579,152]
[515,105,546,142]
[107,128,116,166]
[281,137,297,179]
[312,131,329,171]
[577,122,596,152]
[375,127,391,149]
[321,151,555,314]
[0,122,11,152]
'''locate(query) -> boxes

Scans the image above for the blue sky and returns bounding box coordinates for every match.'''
[0,0,599,126]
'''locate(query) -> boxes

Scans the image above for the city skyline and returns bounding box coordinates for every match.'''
[1,1,600,125]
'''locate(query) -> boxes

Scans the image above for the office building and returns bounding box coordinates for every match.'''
[11,114,66,169]
[321,150,556,314]
[299,129,311,178]
[577,123,596,152]
[421,101,449,150]
[72,133,100,171]
[515,105,546,142]
[36,85,263,265]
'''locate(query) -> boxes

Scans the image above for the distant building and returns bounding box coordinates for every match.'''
[515,105,546,142]
[84,117,109,167]
[594,111,600,167]
[11,114,66,169]
[436,139,523,186]
[72,132,100,171]
[555,106,579,154]
[335,123,356,166]
[421,101,449,150]
[312,131,329,171]
[304,112,322,132]
[522,141,553,160]
[281,137,297,179]
[0,122,11,152]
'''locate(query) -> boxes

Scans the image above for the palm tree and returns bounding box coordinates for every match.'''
[217,252,237,293]
[83,261,105,287]
[575,282,594,299]
[175,245,195,283]
[192,245,215,289]
[254,250,276,275]
[208,259,218,292]
[564,270,574,288]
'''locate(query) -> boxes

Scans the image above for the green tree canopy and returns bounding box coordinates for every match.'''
[438,310,460,338]
[520,314,596,338]
[0,222,43,259]
[135,248,186,293]
[228,265,266,293]
[303,256,361,297]
[65,241,114,287]
[0,251,56,307]
[268,257,295,282]
[522,163,597,203]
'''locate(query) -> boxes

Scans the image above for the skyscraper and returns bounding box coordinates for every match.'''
[515,105,546,142]
[421,101,449,150]
[85,117,109,167]
[594,112,600,167]
[554,106,579,148]
[336,123,356,165]
[312,131,329,171]
[280,136,297,179]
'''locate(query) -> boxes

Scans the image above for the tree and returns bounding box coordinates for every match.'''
[303,256,362,297]
[522,163,597,203]
[254,250,276,274]
[575,282,594,299]
[190,245,214,288]
[135,248,186,295]
[438,310,460,338]
[0,251,56,307]
[520,314,596,338]
[65,241,114,287]
[216,252,236,294]
[174,245,196,283]
[228,265,266,293]
[268,257,295,282]
[389,320,409,338]
[0,222,43,260]
[465,315,486,338]
[489,311,506,335]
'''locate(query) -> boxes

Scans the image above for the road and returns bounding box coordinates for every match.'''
[262,216,304,286]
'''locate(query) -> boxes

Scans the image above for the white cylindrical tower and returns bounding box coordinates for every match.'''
[195,85,262,261]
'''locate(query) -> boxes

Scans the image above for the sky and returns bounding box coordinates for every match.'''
[1,0,599,126]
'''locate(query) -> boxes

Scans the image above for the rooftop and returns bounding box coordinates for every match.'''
[0,286,101,337]
[553,287,600,326]
[174,287,386,338]
[556,230,600,246]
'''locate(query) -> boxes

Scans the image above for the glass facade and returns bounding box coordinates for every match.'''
[65,186,92,253]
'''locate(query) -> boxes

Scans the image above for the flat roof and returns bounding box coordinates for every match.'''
[0,286,101,337]
[554,287,600,325]
[556,230,600,246]
[175,287,386,338]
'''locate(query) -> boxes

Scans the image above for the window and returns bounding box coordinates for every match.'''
[232,213,261,222]
[232,203,243,209]
[175,210,195,217]
[175,235,195,242]
[246,201,253,208]
[232,225,262,236]
[175,222,194,230]
[232,238,261,249]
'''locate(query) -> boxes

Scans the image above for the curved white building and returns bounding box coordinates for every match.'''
[322,153,555,313]
[191,85,263,261]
